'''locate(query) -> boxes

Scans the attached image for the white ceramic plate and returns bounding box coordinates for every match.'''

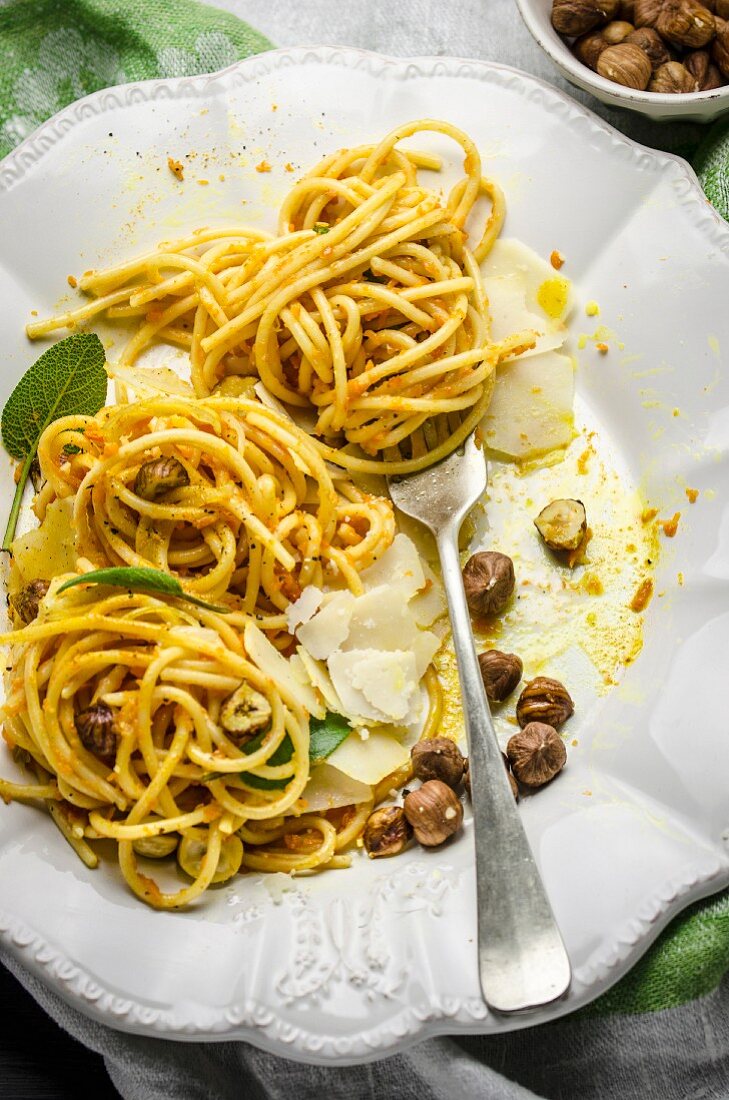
[1,47,728,1065]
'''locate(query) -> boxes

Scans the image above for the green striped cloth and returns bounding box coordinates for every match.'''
[0,0,728,1080]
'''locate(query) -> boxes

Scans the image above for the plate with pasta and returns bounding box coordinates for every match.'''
[0,46,727,1063]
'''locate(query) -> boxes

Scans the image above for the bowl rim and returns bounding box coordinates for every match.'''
[515,0,729,106]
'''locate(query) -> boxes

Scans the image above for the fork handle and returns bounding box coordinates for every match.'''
[436,529,572,1014]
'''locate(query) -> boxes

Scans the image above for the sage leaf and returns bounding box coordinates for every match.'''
[56,566,229,613]
[1,333,107,548]
[309,711,352,763]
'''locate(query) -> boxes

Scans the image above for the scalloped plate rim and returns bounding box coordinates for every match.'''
[0,45,728,1063]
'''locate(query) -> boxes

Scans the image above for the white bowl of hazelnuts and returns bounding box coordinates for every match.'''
[516,0,729,121]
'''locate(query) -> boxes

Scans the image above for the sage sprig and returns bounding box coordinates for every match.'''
[1,333,107,548]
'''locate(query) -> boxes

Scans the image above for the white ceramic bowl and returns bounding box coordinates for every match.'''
[516,0,729,121]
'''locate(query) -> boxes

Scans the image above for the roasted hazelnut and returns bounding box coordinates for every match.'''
[666,0,715,46]
[574,30,610,67]
[9,579,50,624]
[649,60,701,89]
[507,723,567,788]
[634,0,670,25]
[603,18,636,40]
[552,0,620,36]
[462,551,515,617]
[133,456,190,501]
[220,682,272,741]
[75,702,118,763]
[685,47,725,84]
[404,780,464,846]
[712,21,729,74]
[626,26,674,66]
[516,676,574,729]
[411,737,466,788]
[464,754,518,800]
[534,499,587,552]
[363,806,413,858]
[478,649,523,703]
[597,42,653,87]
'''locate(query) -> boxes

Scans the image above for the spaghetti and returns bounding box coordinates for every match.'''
[34,394,395,622]
[0,583,442,907]
[27,120,535,474]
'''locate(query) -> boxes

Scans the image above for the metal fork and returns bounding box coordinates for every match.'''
[388,435,571,1014]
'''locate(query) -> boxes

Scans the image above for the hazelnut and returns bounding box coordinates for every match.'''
[573,30,610,67]
[133,456,190,501]
[464,754,518,800]
[649,60,701,89]
[659,0,716,48]
[712,21,729,74]
[603,18,636,40]
[534,499,587,552]
[634,0,668,24]
[516,676,574,729]
[9,579,50,624]
[507,723,567,788]
[404,780,464,846]
[132,835,179,859]
[411,738,466,788]
[552,0,620,36]
[478,649,523,703]
[363,806,413,858]
[75,702,118,763]
[685,47,725,84]
[597,42,653,87]
[462,551,515,617]
[220,682,272,741]
[626,26,674,66]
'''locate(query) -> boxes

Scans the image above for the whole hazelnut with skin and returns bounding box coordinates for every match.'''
[712,21,729,75]
[603,18,636,40]
[507,723,567,788]
[649,60,701,89]
[478,649,523,703]
[597,41,653,86]
[552,0,621,36]
[404,780,463,846]
[462,551,515,617]
[516,676,574,729]
[633,0,670,26]
[411,738,466,788]
[573,30,610,67]
[75,702,118,763]
[685,47,725,85]
[626,26,674,66]
[363,806,413,858]
[660,0,715,47]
